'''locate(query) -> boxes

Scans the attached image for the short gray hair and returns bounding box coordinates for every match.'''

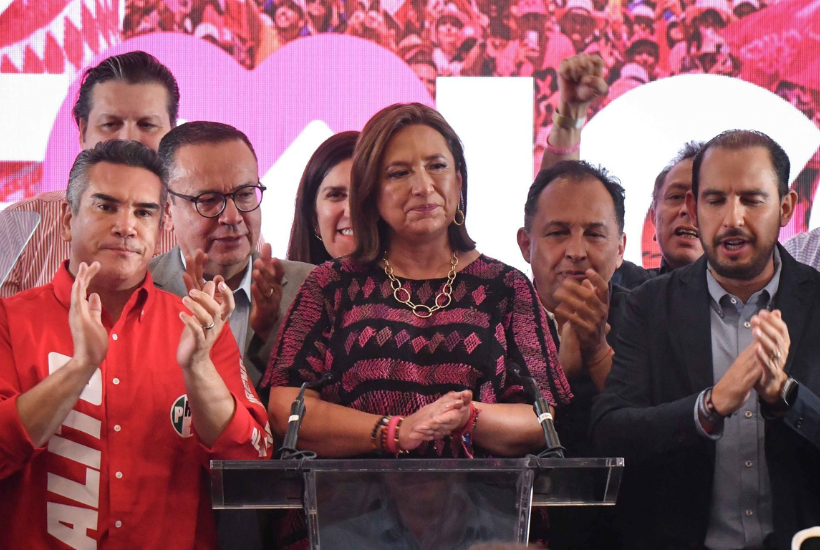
[67,140,167,215]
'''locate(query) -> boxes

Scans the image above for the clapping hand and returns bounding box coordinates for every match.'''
[751,309,790,404]
[399,390,473,451]
[69,262,109,370]
[177,280,236,371]
[554,269,610,363]
[250,243,285,342]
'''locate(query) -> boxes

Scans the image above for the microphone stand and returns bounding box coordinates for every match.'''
[510,365,565,458]
[276,371,336,460]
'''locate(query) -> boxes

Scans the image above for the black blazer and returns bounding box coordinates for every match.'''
[590,244,820,550]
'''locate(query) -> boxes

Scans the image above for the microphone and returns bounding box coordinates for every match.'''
[509,365,565,458]
[276,371,337,460]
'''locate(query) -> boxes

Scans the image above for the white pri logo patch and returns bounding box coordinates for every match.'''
[170,395,193,438]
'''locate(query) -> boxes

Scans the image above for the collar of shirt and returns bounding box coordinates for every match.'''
[705,247,782,317]
[52,260,154,325]
[540,303,561,343]
[178,249,254,304]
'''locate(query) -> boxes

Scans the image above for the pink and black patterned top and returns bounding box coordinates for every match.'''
[262,254,571,458]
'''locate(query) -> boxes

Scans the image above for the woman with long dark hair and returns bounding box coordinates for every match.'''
[287,130,359,265]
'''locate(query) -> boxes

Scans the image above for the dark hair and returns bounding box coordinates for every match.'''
[692,129,790,200]
[287,131,359,264]
[158,121,257,189]
[350,103,475,264]
[73,51,180,135]
[524,160,625,232]
[489,20,512,40]
[67,139,167,215]
[408,54,437,71]
[652,140,704,206]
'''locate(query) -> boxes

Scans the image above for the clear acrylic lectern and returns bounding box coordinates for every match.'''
[211,456,623,549]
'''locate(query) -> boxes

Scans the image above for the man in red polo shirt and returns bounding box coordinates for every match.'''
[0,140,272,549]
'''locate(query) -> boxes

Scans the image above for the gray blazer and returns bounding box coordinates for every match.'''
[148,245,314,390]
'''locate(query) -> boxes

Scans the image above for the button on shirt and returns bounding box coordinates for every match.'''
[699,252,781,550]
[180,251,252,355]
[0,263,273,549]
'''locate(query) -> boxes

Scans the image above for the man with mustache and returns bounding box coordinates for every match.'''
[591,130,820,549]
[149,121,313,394]
[1,51,180,297]
[0,140,272,548]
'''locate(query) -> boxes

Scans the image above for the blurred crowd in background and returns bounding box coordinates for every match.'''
[121,0,820,150]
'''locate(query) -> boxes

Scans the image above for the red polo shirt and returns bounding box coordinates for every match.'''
[0,263,273,549]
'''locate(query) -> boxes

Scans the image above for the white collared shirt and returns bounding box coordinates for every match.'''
[180,250,253,354]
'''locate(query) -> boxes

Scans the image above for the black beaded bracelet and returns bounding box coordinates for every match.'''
[701,388,725,424]
[370,416,390,451]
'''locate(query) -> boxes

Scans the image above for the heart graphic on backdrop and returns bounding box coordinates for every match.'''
[40,33,433,193]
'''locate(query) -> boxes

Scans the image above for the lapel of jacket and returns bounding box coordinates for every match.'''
[673,256,715,393]
[772,243,815,376]
[150,245,189,298]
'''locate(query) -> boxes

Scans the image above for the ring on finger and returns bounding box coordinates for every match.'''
[202,321,215,330]
[265,288,274,298]
[770,349,781,362]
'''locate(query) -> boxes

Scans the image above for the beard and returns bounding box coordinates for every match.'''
[702,227,777,281]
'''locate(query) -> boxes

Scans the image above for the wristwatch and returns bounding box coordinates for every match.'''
[761,377,799,417]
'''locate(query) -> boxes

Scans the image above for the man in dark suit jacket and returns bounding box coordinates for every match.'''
[517,160,629,549]
[591,130,820,550]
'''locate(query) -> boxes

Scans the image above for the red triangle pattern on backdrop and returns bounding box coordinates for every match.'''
[0,0,120,75]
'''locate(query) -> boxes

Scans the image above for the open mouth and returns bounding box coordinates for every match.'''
[674,228,698,239]
[338,228,353,237]
[721,238,747,250]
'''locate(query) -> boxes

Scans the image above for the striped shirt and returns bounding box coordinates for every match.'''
[784,229,820,270]
[0,191,176,297]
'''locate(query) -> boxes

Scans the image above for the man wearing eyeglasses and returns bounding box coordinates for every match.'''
[150,121,313,397]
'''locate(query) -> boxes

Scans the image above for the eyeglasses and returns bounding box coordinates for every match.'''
[168,183,267,218]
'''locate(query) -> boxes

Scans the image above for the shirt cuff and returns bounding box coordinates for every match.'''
[199,393,271,460]
[0,394,44,471]
[694,390,723,441]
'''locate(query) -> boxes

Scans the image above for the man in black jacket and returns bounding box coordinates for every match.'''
[517,160,629,549]
[591,129,820,550]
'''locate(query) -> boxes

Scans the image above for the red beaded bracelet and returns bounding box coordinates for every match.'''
[451,402,480,458]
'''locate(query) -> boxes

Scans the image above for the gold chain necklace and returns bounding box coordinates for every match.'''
[383,252,459,318]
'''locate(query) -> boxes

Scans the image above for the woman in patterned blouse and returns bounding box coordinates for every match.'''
[262,102,571,460]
